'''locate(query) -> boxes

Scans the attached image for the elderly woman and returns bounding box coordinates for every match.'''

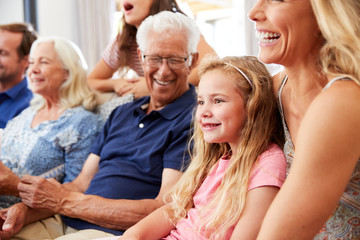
[0,37,101,208]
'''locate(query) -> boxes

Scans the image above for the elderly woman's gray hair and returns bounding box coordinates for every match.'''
[30,36,97,111]
[136,11,201,55]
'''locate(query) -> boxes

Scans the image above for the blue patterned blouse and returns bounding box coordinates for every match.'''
[0,106,102,208]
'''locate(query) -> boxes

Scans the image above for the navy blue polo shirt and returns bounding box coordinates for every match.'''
[0,78,32,128]
[62,85,196,235]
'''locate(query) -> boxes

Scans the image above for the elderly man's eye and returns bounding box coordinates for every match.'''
[169,58,184,64]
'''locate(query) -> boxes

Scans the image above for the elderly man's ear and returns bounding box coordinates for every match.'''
[137,49,143,65]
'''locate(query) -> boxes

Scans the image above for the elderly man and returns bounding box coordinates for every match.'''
[0,23,37,128]
[0,11,200,240]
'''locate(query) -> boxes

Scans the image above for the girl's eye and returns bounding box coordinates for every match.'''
[197,100,204,105]
[214,99,224,104]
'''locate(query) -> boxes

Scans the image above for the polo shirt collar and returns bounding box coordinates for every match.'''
[159,84,196,120]
[135,84,196,120]
[2,78,28,100]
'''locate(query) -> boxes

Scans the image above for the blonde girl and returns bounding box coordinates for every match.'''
[121,56,286,239]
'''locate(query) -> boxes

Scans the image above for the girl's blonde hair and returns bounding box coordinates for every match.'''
[311,0,360,85]
[165,56,283,239]
[30,37,98,112]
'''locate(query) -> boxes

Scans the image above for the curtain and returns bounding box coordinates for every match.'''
[76,0,115,72]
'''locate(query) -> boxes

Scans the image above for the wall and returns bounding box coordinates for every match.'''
[37,0,79,46]
[0,0,24,24]
[0,0,113,72]
[0,0,78,47]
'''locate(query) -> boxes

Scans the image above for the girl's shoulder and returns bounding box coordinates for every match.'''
[260,143,285,159]
[249,144,287,190]
[255,144,287,175]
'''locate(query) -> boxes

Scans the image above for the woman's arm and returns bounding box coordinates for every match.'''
[0,129,21,196]
[87,59,132,95]
[188,35,217,86]
[0,202,55,237]
[231,187,280,240]
[0,153,101,237]
[0,162,20,196]
[121,205,175,240]
[87,57,147,99]
[257,81,360,239]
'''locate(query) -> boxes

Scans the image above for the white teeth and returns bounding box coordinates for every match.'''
[154,79,174,86]
[256,31,281,43]
[261,38,278,43]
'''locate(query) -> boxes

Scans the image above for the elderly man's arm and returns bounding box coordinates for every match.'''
[18,167,182,231]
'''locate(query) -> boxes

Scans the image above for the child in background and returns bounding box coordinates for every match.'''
[120,56,286,239]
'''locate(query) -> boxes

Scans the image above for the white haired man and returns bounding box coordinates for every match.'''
[0,11,200,240]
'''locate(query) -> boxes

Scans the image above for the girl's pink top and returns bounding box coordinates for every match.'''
[164,143,286,240]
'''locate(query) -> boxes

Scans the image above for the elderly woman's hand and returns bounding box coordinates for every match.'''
[0,203,28,238]
[0,162,21,196]
[18,175,70,212]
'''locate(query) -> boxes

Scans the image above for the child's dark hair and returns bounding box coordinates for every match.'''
[117,0,185,67]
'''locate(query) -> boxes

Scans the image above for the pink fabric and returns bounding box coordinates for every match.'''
[164,144,286,240]
[101,34,144,77]
[248,144,287,190]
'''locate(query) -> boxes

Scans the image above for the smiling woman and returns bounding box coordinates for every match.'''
[28,42,69,106]
[248,0,360,239]
[0,36,102,208]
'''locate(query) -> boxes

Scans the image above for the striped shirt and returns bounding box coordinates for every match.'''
[102,33,144,77]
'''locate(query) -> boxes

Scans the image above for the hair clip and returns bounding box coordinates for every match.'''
[224,62,253,87]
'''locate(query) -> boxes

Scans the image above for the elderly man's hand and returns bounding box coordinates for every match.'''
[18,175,69,212]
[0,203,28,239]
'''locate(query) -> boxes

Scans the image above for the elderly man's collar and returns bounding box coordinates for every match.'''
[136,84,196,120]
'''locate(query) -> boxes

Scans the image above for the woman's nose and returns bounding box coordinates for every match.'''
[248,0,266,22]
[28,63,40,75]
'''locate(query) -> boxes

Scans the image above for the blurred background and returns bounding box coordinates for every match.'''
[0,0,275,74]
